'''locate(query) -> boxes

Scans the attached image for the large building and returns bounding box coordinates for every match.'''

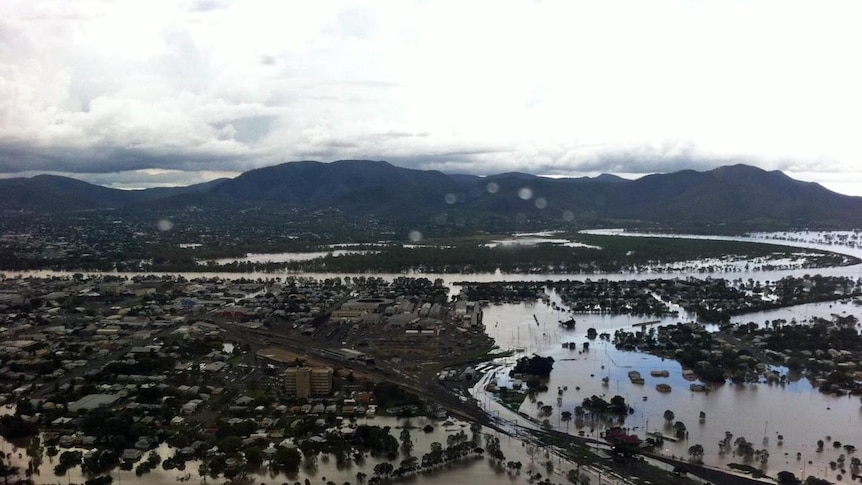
[284,367,333,398]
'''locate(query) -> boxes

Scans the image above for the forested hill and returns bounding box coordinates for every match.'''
[1,160,860,228]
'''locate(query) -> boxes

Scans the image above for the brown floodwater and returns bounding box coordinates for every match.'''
[1,415,587,485]
[480,297,862,482]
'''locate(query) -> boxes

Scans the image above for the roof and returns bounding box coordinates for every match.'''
[67,393,121,412]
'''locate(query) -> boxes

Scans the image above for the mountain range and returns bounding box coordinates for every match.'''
[1,160,860,228]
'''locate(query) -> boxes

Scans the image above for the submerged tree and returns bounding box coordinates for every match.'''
[688,444,704,463]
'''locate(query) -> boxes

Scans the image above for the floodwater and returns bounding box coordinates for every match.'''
[0,415,583,485]
[6,229,862,285]
[203,249,374,265]
[479,294,862,482]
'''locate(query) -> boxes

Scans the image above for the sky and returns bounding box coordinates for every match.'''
[1,1,861,194]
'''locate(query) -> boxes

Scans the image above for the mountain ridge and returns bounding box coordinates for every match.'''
[1,161,859,228]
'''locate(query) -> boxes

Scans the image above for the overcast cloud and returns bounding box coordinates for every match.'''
[1,1,861,193]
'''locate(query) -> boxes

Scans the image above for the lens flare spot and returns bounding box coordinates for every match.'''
[563,210,575,222]
[157,219,174,232]
[518,187,533,200]
[408,230,423,242]
[444,193,457,204]
[486,182,499,194]
[535,197,547,209]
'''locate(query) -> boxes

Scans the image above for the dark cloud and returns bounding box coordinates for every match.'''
[0,141,246,174]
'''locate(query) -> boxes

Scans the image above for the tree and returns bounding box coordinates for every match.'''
[687,444,704,463]
[373,462,393,477]
[673,421,687,439]
[400,428,413,455]
[218,436,242,454]
[776,471,801,485]
[273,447,301,472]
[609,395,628,414]
[663,410,675,423]
[356,472,367,485]
[510,355,555,377]
[244,447,263,469]
[84,476,114,485]
[561,411,572,433]
[734,437,755,458]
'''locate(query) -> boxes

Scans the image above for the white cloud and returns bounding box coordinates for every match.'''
[0,0,860,192]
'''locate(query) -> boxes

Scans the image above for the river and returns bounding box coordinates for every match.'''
[5,230,862,286]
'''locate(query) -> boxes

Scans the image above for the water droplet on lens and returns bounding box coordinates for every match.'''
[444,193,457,204]
[157,219,174,231]
[518,187,533,200]
[408,230,423,242]
[486,182,499,194]
[535,197,547,209]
